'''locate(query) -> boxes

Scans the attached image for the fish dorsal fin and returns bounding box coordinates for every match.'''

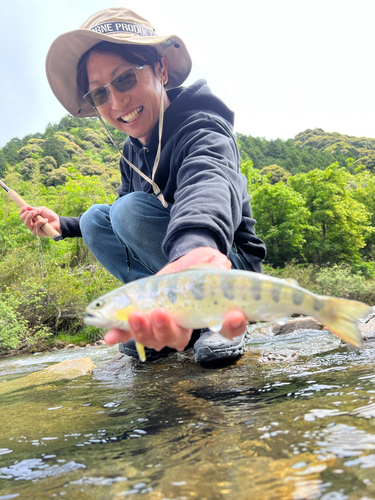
[183,264,222,271]
[283,278,299,286]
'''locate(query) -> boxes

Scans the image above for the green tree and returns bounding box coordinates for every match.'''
[0,150,7,177]
[54,172,115,216]
[289,163,373,264]
[39,156,58,175]
[260,165,291,184]
[240,160,261,192]
[349,169,375,259]
[43,136,71,167]
[251,181,312,267]
[20,158,36,180]
[46,166,69,187]
[18,143,43,160]
[2,138,22,165]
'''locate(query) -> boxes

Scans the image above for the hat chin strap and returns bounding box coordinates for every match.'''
[94,76,168,208]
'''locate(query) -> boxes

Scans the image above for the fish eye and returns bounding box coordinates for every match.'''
[93,300,105,309]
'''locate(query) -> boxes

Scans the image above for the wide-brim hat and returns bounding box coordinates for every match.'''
[46,7,192,117]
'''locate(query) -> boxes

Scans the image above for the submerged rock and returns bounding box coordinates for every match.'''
[0,357,96,395]
[272,317,326,336]
[43,358,96,375]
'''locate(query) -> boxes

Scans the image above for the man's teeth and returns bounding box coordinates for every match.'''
[121,106,143,123]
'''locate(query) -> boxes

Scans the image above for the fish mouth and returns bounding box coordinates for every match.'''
[84,313,108,328]
[84,313,126,330]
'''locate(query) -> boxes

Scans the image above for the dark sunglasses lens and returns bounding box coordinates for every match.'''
[84,69,139,108]
[112,69,137,92]
[88,87,109,107]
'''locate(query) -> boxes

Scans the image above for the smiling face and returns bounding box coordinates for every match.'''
[86,52,170,145]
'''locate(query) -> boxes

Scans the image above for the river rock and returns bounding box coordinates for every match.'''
[0,357,96,395]
[359,316,375,341]
[43,358,96,375]
[93,352,135,382]
[272,317,326,336]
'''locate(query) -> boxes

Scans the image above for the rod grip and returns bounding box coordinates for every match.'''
[7,190,63,241]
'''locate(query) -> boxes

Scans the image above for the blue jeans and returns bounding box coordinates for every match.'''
[80,192,252,284]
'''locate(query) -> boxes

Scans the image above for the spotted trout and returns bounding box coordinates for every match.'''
[84,266,372,360]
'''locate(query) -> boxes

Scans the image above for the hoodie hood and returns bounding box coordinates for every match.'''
[129,79,234,153]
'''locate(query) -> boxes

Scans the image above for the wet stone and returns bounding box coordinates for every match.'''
[360,316,375,341]
[272,317,326,336]
[0,358,96,395]
[93,352,135,382]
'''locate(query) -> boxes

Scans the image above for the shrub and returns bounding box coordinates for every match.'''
[314,265,375,303]
[0,293,27,351]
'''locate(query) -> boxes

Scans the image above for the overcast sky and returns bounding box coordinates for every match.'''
[1,0,375,147]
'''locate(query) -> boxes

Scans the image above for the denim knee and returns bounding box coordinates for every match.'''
[79,204,111,248]
[110,192,171,245]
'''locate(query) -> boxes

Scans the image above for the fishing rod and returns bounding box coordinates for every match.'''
[0,179,63,242]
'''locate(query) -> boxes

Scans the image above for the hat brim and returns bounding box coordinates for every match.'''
[46,28,192,117]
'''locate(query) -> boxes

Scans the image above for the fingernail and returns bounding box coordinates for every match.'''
[130,317,141,331]
[231,319,243,329]
[153,317,166,329]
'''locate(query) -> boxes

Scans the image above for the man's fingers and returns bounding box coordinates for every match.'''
[104,328,132,345]
[128,311,155,347]
[150,309,191,351]
[104,307,246,353]
[157,247,231,276]
[127,309,192,352]
[220,310,248,340]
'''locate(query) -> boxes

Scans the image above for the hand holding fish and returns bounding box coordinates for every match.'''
[20,206,62,238]
[103,247,248,351]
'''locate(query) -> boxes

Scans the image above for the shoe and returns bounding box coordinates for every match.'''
[119,330,201,361]
[194,328,249,364]
[119,339,176,361]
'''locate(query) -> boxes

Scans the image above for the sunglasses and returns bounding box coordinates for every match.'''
[84,65,147,108]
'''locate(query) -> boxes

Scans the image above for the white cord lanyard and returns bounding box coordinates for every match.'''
[94,76,168,208]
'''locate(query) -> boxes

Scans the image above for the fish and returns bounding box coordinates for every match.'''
[84,266,372,360]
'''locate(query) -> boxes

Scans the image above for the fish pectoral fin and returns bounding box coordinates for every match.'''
[207,320,224,333]
[136,342,146,362]
[116,305,137,322]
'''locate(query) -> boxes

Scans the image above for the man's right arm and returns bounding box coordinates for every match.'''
[19,206,63,238]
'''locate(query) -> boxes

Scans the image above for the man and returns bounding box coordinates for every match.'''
[20,7,266,364]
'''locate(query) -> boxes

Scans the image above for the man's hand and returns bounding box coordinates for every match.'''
[19,206,62,237]
[104,247,248,351]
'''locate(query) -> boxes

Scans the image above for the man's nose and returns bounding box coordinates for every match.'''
[108,87,130,109]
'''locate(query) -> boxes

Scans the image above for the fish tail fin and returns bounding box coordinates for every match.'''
[322,297,372,346]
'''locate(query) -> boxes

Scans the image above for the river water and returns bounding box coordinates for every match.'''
[1,326,375,500]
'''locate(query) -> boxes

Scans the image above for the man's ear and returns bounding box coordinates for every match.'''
[159,56,169,85]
